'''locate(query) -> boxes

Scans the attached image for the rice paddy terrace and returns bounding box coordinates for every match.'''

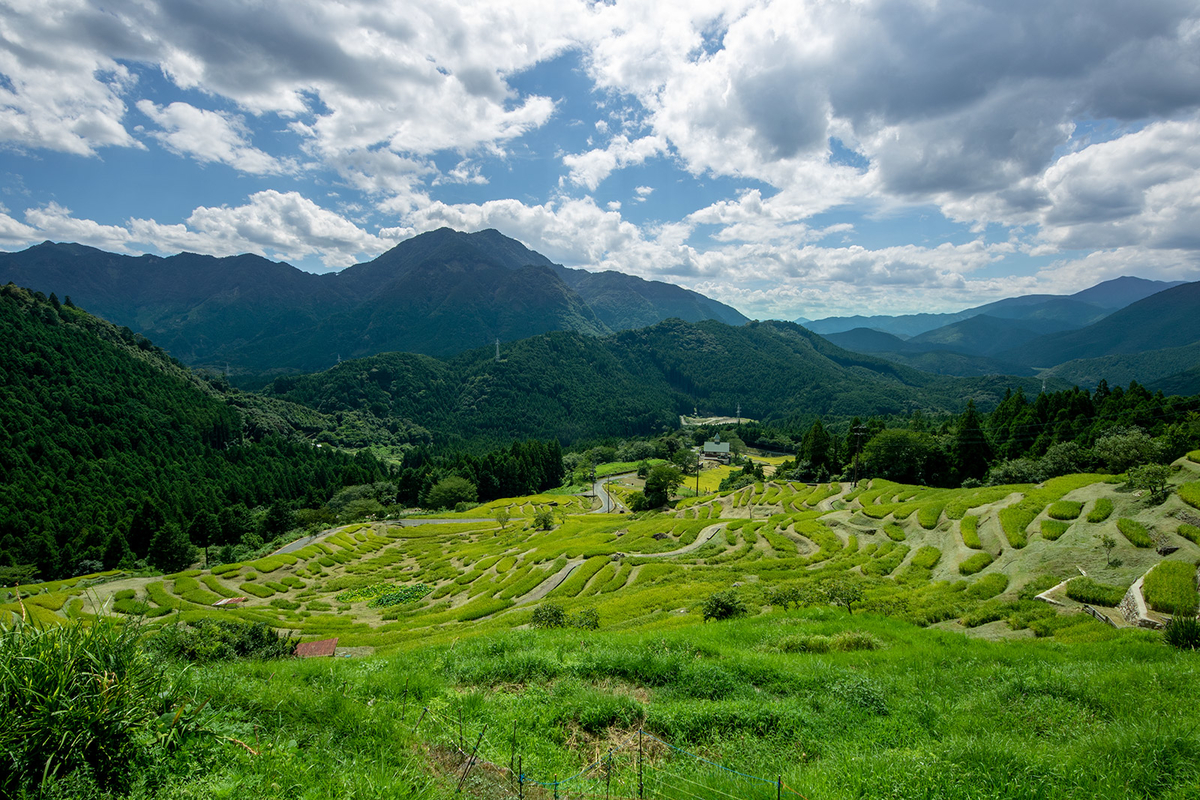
[9,456,1200,648]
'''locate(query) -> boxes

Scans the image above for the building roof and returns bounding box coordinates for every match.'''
[295,638,339,658]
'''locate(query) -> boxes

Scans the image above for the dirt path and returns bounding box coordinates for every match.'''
[514,559,585,605]
[637,523,727,559]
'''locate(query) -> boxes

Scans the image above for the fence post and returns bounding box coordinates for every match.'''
[401,676,409,723]
[458,708,465,751]
[638,731,644,799]
[455,724,488,795]
[518,756,523,800]
[510,719,518,775]
[413,707,428,735]
[606,749,612,800]
[777,775,782,800]
[554,775,558,800]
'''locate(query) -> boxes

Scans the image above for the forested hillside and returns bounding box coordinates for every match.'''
[0,285,392,580]
[268,319,1056,447]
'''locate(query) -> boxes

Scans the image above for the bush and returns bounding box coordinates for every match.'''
[1040,519,1070,540]
[1164,615,1200,650]
[1065,577,1126,607]
[531,602,568,628]
[1143,561,1199,615]
[146,619,296,662]
[1047,501,1083,520]
[701,589,749,622]
[0,617,186,796]
[959,552,994,575]
[1117,518,1154,548]
[1087,498,1114,523]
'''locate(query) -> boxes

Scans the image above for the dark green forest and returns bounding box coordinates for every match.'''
[0,285,392,580]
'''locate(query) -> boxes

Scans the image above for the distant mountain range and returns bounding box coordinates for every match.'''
[814,277,1200,389]
[0,229,746,375]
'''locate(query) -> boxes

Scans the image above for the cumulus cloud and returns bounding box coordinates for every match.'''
[11,192,399,268]
[137,101,288,174]
[562,134,666,190]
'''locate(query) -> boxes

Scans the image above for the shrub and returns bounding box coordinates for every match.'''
[960,515,982,549]
[1047,501,1083,520]
[531,602,568,628]
[1143,561,1199,615]
[0,617,184,797]
[959,552,994,575]
[146,619,296,662]
[1065,577,1126,607]
[701,589,749,622]
[1117,518,1154,548]
[571,608,600,630]
[1164,615,1200,650]
[1040,519,1070,540]
[1087,498,1114,523]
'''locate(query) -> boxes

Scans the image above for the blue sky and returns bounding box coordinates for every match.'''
[2,0,1199,321]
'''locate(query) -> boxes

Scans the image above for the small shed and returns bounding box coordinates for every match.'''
[295,638,339,658]
[702,433,731,463]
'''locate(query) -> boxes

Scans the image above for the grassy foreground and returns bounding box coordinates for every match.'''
[6,461,1200,797]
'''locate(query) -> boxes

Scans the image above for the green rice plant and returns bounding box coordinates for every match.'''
[998,506,1034,548]
[145,581,182,611]
[762,530,798,555]
[884,523,906,541]
[306,600,331,612]
[455,597,513,621]
[114,589,135,601]
[1065,577,1126,607]
[959,552,994,575]
[1117,517,1154,548]
[1047,501,1083,520]
[200,575,237,598]
[180,589,220,606]
[1143,561,1199,614]
[270,598,301,610]
[368,584,432,608]
[1189,450,1200,464]
[911,546,941,570]
[918,503,944,529]
[263,581,290,593]
[550,556,610,598]
[1180,482,1200,510]
[239,582,275,599]
[280,576,306,589]
[1088,497,1114,523]
[1040,519,1070,540]
[966,573,1009,599]
[335,583,399,602]
[113,596,150,615]
[960,515,982,549]
[495,556,516,573]
[0,617,185,796]
[862,544,908,576]
[171,575,200,594]
[1179,523,1200,545]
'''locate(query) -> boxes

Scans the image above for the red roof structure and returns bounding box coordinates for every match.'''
[295,638,339,658]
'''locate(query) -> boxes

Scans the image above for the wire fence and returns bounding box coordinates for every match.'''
[413,705,813,800]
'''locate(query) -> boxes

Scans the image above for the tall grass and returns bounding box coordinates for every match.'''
[0,617,184,796]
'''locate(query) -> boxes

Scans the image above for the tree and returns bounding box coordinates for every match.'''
[800,419,833,473]
[424,476,477,510]
[953,400,992,483]
[494,506,511,531]
[147,523,197,573]
[261,500,293,538]
[1128,463,1171,500]
[1099,534,1120,568]
[1093,426,1161,473]
[824,575,863,614]
[187,512,220,552]
[671,448,700,476]
[532,507,556,530]
[861,429,947,485]
[642,465,683,507]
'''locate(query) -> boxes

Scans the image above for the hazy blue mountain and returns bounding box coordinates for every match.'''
[1000,282,1200,368]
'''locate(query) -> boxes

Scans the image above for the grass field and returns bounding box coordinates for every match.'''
[7,462,1200,799]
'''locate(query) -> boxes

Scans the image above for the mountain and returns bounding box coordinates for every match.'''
[1043,341,1200,390]
[1000,282,1200,368]
[270,318,1055,446]
[0,229,746,374]
[802,276,1181,338]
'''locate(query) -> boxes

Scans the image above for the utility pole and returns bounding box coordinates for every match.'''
[852,424,867,487]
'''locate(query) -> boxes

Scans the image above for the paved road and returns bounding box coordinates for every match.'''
[591,473,631,513]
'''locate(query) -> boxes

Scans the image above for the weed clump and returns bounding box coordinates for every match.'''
[1164,615,1200,650]
[146,619,296,662]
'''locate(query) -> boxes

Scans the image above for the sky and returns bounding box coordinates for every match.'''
[1,0,1199,322]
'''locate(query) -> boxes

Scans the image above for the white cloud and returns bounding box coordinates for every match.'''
[137,101,288,174]
[562,134,666,190]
